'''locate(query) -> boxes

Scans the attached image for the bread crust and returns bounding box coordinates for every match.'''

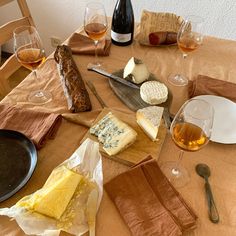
[54,45,92,112]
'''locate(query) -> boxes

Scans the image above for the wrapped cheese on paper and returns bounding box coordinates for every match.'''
[137,10,183,46]
[18,166,84,220]
[0,138,103,236]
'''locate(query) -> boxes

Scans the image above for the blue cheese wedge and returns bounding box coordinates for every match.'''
[90,112,137,155]
[123,57,150,84]
[136,106,164,141]
[140,81,168,105]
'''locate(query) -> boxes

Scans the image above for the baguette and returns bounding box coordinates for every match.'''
[54,45,92,112]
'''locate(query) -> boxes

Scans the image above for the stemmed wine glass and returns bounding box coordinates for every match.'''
[14,25,52,104]
[168,15,204,86]
[84,2,108,67]
[160,98,214,188]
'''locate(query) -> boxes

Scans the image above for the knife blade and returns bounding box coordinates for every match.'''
[87,65,140,90]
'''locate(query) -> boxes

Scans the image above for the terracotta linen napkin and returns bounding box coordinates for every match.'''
[189,75,236,103]
[105,158,197,236]
[141,160,197,232]
[0,104,62,149]
[67,33,111,56]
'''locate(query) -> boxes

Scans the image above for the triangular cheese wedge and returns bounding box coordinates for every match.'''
[32,166,83,219]
[136,106,164,141]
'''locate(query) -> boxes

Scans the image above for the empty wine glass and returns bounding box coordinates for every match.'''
[160,98,214,188]
[168,15,204,86]
[84,2,108,67]
[14,25,52,104]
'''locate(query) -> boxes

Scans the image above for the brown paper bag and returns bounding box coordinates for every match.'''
[137,10,183,46]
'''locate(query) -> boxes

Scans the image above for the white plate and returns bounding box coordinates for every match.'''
[195,95,236,144]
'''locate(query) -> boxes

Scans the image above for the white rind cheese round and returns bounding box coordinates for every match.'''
[140,81,168,105]
[123,57,150,84]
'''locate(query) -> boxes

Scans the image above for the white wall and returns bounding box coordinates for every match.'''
[0,0,236,55]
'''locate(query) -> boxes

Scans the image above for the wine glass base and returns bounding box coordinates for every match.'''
[28,90,52,104]
[167,74,189,86]
[160,161,190,188]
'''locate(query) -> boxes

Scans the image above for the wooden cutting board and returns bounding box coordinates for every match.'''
[109,69,172,112]
[82,107,167,166]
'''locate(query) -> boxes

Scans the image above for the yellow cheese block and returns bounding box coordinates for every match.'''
[32,166,83,219]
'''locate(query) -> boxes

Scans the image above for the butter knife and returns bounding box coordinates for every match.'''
[86,188,98,236]
[86,80,107,108]
[87,65,140,89]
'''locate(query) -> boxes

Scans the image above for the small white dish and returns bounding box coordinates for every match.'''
[195,95,236,144]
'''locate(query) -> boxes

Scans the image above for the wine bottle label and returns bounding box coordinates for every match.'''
[111,30,131,42]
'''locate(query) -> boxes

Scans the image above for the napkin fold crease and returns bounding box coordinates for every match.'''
[0,104,62,149]
[105,158,197,236]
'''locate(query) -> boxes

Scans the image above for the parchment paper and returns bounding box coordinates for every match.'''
[0,138,103,236]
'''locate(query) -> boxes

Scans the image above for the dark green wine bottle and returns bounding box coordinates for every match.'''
[111,0,134,46]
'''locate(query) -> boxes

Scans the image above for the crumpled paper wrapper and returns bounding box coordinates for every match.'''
[0,138,103,236]
[137,10,183,46]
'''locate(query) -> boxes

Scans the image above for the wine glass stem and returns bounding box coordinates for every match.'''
[33,70,39,88]
[172,150,184,175]
[176,53,187,80]
[33,70,39,87]
[33,70,44,97]
[94,40,99,64]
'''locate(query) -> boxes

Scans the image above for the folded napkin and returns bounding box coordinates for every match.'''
[0,104,62,149]
[105,157,197,236]
[67,33,111,56]
[189,75,236,103]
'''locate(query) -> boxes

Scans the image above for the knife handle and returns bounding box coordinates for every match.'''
[163,107,172,129]
[89,222,95,236]
[205,181,219,223]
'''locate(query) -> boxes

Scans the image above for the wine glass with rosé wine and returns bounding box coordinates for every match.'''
[14,25,52,104]
[168,15,204,86]
[160,98,214,188]
[84,2,108,67]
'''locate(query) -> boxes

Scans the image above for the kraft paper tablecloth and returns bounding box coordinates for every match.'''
[1,32,236,236]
